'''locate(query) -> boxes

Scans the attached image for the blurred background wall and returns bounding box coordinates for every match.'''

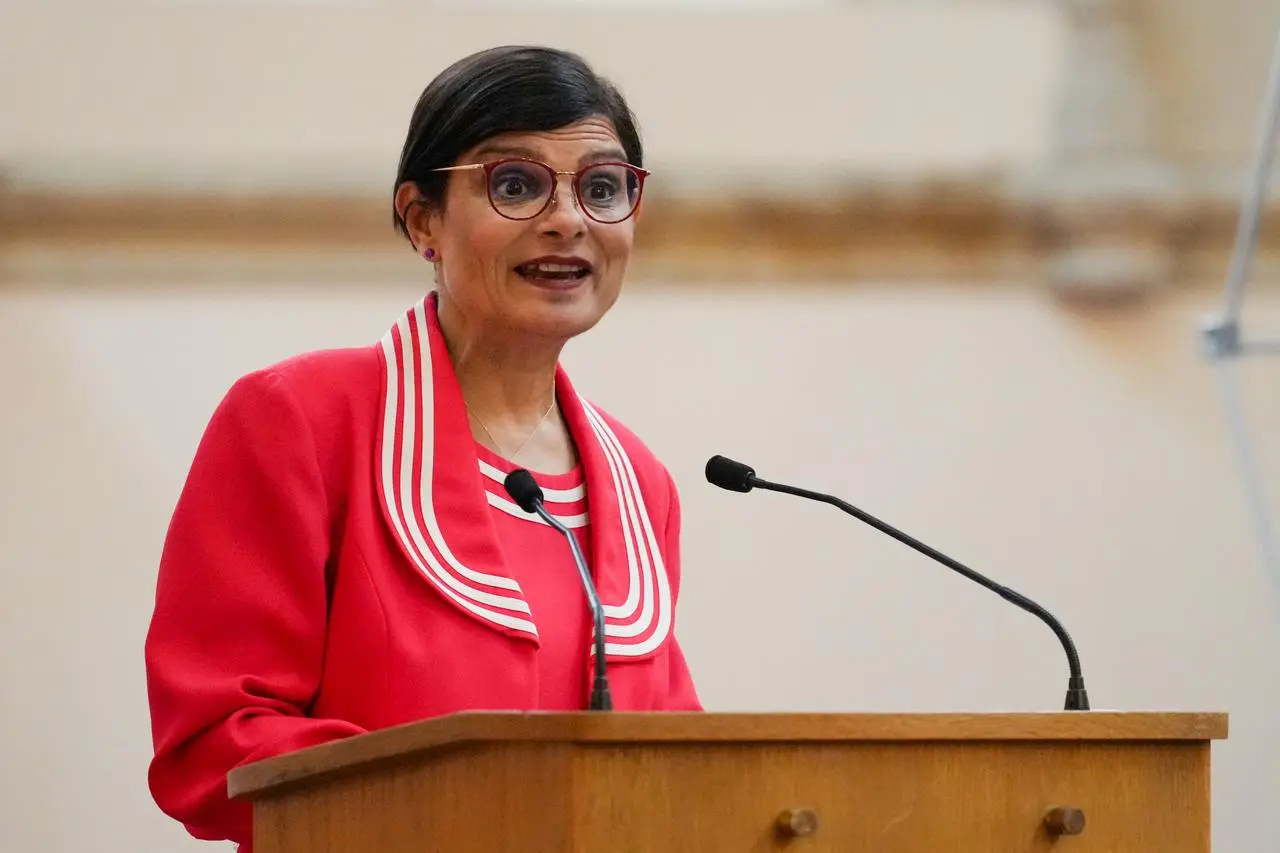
[2,1,1279,851]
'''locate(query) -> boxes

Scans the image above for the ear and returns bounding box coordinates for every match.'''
[394,181,439,253]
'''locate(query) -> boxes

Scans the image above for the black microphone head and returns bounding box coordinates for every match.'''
[503,469,544,513]
[705,455,757,492]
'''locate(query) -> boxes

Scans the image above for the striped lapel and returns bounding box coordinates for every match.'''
[373,292,673,660]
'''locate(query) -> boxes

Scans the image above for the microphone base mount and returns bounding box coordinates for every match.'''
[1065,677,1090,711]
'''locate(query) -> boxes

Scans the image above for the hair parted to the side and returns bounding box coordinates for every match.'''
[392,45,644,241]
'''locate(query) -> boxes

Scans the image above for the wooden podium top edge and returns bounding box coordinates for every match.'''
[226,710,1228,800]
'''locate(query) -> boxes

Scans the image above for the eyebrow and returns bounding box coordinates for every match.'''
[471,143,630,166]
[471,143,538,160]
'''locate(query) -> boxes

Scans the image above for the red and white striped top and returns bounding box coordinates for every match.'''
[473,441,594,710]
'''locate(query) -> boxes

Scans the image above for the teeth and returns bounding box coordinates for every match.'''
[525,263,587,274]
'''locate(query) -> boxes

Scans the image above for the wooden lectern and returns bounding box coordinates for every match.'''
[227,711,1226,852]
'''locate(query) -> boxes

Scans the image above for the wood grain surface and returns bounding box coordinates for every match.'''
[240,714,1220,853]
[228,710,1227,799]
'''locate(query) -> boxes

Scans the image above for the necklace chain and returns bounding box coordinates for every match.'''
[465,393,556,463]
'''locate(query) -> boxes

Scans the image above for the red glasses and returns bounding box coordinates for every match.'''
[432,157,649,224]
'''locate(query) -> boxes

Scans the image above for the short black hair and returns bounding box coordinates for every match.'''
[392,45,643,240]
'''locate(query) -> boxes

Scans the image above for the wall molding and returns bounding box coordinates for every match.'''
[3,171,1279,296]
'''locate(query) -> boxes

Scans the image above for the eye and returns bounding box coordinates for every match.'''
[586,178,618,201]
[581,167,624,204]
[488,163,546,201]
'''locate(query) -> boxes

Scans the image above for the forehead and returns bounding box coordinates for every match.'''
[464,117,627,166]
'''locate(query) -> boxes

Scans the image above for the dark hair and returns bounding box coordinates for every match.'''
[392,45,644,240]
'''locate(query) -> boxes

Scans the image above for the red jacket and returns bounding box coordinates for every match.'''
[144,293,702,849]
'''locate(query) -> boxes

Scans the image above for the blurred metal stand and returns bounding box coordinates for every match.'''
[1198,25,1280,594]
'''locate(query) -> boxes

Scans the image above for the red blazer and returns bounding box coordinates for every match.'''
[144,293,701,849]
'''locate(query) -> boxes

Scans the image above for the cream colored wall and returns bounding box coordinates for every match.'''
[2,281,1278,853]
[3,2,1280,853]
[1139,0,1280,166]
[0,4,1065,187]
[9,2,1280,182]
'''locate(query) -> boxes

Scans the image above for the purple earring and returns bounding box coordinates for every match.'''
[423,248,436,260]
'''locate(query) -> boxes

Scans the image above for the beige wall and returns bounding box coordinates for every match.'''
[1139,0,1280,166]
[3,2,1280,853]
[2,280,1278,853]
[0,4,1065,187]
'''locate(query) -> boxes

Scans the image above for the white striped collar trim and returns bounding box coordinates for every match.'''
[477,458,585,504]
[579,397,672,657]
[484,489,589,529]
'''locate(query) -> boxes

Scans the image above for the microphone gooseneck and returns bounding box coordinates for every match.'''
[504,469,613,711]
[704,455,1090,711]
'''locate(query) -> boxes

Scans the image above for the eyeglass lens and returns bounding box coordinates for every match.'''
[487,161,640,223]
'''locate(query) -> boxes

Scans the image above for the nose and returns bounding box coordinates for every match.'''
[538,176,587,238]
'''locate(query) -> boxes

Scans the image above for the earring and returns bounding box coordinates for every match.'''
[423,248,437,261]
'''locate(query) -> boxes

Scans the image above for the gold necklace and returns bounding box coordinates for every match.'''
[466,394,557,463]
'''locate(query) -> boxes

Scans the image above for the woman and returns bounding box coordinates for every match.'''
[144,45,702,850]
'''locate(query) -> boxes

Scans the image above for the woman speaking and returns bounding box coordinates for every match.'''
[143,45,702,851]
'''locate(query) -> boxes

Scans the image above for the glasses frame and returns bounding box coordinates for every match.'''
[431,157,650,224]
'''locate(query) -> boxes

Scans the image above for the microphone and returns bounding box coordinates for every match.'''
[704,455,1090,711]
[504,469,612,711]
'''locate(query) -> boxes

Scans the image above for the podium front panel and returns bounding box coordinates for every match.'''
[248,738,1209,852]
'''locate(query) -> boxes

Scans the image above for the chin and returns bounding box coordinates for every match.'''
[512,279,616,340]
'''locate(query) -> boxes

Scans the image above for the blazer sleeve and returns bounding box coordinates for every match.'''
[658,466,704,711]
[144,369,366,845]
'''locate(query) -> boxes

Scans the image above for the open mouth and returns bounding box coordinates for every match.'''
[514,261,592,283]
